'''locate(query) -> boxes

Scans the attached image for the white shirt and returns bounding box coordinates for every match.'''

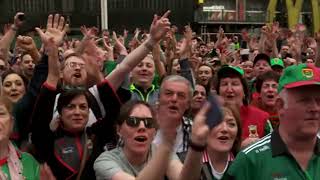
[153,124,184,153]
[50,85,105,131]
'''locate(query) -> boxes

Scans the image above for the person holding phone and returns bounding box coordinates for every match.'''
[214,65,272,148]
[170,100,242,180]
[200,104,242,180]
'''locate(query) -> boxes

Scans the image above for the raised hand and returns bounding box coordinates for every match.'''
[102,35,114,59]
[149,10,171,43]
[16,35,37,52]
[217,26,224,39]
[178,26,193,59]
[191,102,210,147]
[3,24,11,34]
[80,25,99,39]
[16,35,41,62]
[35,14,69,46]
[112,31,127,55]
[13,12,25,29]
[82,39,105,85]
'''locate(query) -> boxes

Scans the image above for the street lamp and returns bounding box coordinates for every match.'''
[101,0,108,30]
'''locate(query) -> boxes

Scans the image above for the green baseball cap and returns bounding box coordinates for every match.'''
[217,65,244,78]
[278,63,320,93]
[271,58,284,68]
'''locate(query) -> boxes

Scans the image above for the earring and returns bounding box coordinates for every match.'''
[117,136,124,147]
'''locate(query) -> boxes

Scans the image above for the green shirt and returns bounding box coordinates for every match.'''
[226,129,320,180]
[0,151,40,180]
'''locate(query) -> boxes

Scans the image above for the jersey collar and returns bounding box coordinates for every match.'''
[271,128,320,157]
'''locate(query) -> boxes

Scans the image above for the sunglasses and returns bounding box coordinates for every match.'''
[126,116,155,129]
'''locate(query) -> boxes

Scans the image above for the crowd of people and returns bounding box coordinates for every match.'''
[0,10,319,180]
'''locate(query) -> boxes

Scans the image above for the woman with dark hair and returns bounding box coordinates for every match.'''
[251,71,280,128]
[0,96,40,179]
[214,65,272,148]
[1,70,28,104]
[94,100,204,180]
[30,52,121,179]
[94,100,175,179]
[1,70,29,145]
[187,84,207,119]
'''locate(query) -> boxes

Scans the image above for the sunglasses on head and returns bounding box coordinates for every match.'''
[125,116,155,129]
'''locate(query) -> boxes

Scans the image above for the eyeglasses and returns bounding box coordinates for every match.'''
[125,116,155,129]
[67,62,85,69]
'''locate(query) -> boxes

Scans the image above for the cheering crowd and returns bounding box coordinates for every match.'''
[0,10,319,180]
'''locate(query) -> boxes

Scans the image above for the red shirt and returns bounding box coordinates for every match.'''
[240,105,269,139]
[251,97,279,129]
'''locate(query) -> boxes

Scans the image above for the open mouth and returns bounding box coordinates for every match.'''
[195,99,204,103]
[217,136,229,141]
[73,73,82,78]
[10,93,20,98]
[226,95,234,99]
[266,94,275,99]
[168,105,179,112]
[134,136,147,142]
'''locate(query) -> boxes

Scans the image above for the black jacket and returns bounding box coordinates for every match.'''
[31,80,130,180]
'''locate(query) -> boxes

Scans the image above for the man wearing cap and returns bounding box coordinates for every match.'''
[270,58,284,76]
[225,63,320,179]
[250,53,272,101]
[253,53,272,77]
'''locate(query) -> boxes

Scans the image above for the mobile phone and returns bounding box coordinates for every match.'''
[206,94,223,129]
[17,14,25,21]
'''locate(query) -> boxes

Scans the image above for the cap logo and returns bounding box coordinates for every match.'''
[302,68,313,78]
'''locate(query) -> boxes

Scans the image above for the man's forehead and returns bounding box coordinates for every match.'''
[139,55,154,64]
[162,81,189,91]
[65,56,85,64]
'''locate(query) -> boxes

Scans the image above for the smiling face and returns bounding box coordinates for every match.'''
[171,59,181,75]
[197,65,213,86]
[219,77,244,106]
[62,56,87,87]
[131,56,155,88]
[254,60,271,77]
[241,61,254,80]
[207,108,238,153]
[119,104,156,156]
[60,95,89,133]
[2,73,26,103]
